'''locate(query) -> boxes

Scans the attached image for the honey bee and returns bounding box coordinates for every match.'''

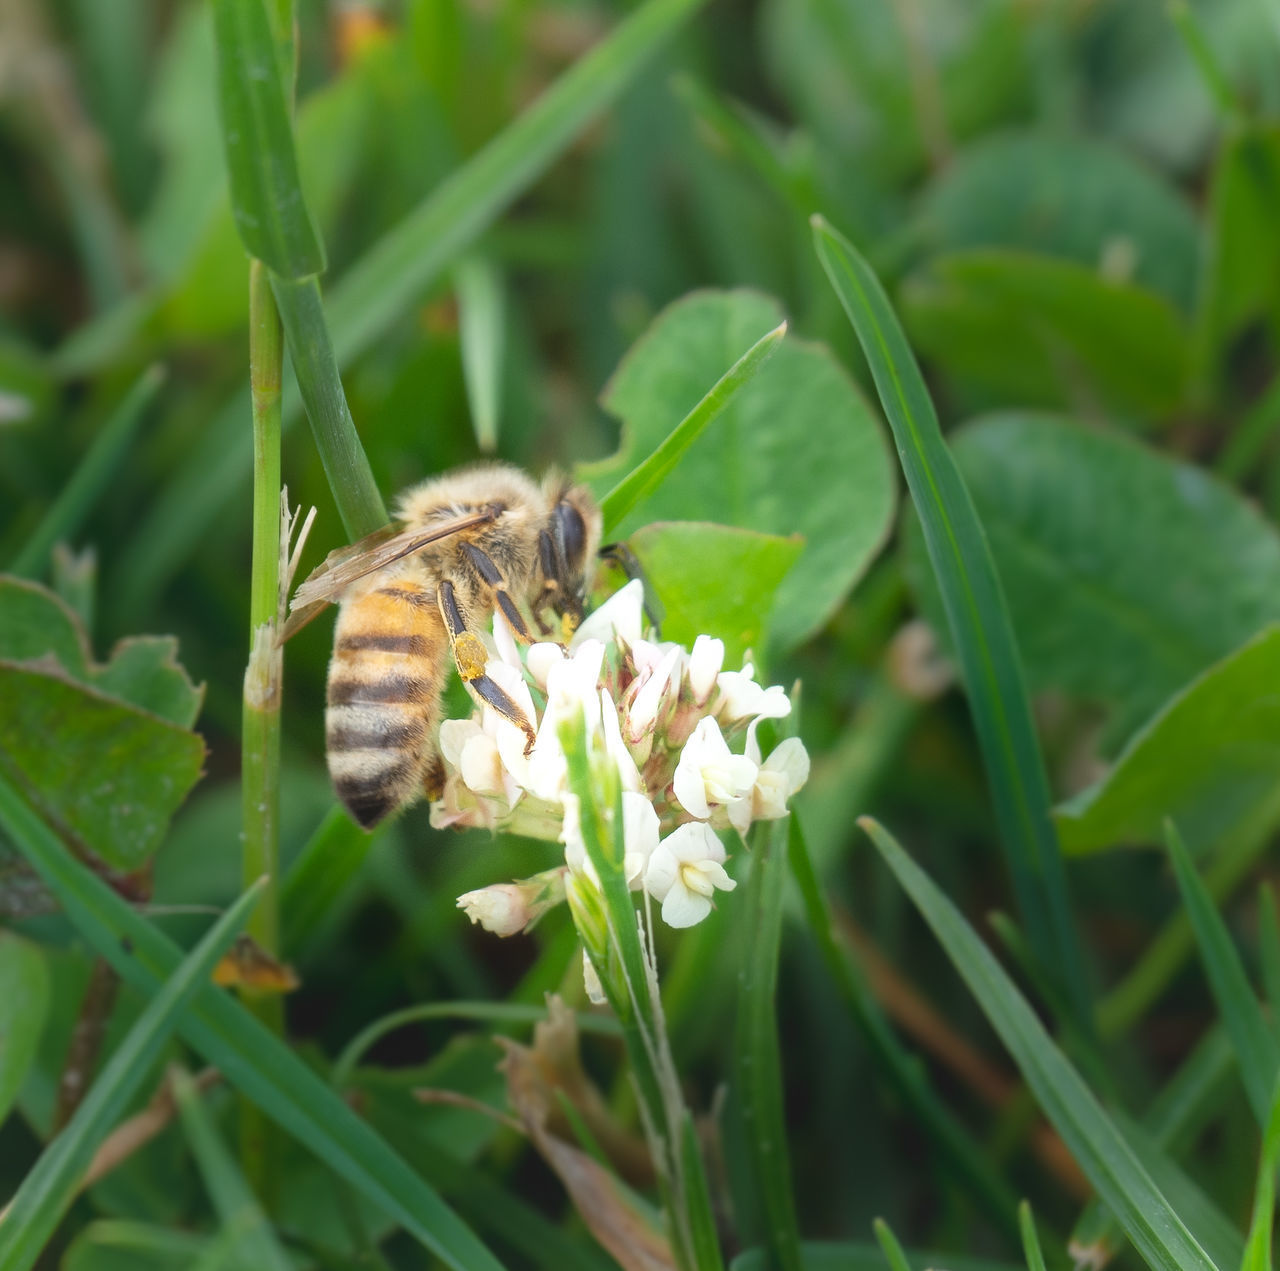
[287,463,602,829]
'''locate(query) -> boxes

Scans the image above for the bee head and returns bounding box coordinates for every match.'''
[539,480,602,634]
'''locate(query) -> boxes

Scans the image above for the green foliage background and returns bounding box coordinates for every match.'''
[4,0,1280,1268]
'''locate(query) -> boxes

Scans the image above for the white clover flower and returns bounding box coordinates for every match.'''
[672,716,758,828]
[562,789,659,887]
[570,577,644,649]
[687,635,724,704]
[715,660,792,725]
[457,883,530,936]
[644,821,736,928]
[599,689,643,793]
[745,720,810,823]
[526,641,564,690]
[622,643,682,748]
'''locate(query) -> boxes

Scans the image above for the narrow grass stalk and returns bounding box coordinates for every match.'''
[733,817,802,1271]
[0,880,264,1271]
[1242,1079,1280,1271]
[812,217,1092,1031]
[270,275,387,540]
[241,259,285,1194]
[1167,0,1244,122]
[11,365,163,579]
[560,717,723,1271]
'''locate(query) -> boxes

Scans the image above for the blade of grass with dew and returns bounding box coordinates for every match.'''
[812,216,1090,1028]
[172,1067,292,1271]
[1242,1079,1280,1271]
[787,816,1020,1239]
[209,0,324,279]
[0,879,264,1271]
[597,320,786,534]
[1166,821,1280,1126]
[120,0,709,608]
[733,817,801,1271]
[456,255,504,453]
[860,816,1217,1271]
[10,365,164,580]
[0,774,505,1271]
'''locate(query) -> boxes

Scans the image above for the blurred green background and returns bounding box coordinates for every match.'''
[5,0,1280,1266]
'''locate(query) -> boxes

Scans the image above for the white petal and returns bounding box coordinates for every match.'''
[697,858,736,893]
[661,884,712,929]
[644,842,679,901]
[459,734,505,797]
[671,749,711,818]
[726,795,754,835]
[571,579,644,649]
[754,685,793,720]
[439,718,482,768]
[764,737,810,795]
[600,690,643,792]
[662,821,724,866]
[620,791,660,866]
[688,635,724,703]
[526,642,564,690]
[492,610,522,668]
[625,645,681,739]
[582,954,607,1005]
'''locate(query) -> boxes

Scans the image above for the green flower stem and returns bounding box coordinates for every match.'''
[241,258,285,1195]
[270,274,388,540]
[560,718,723,1271]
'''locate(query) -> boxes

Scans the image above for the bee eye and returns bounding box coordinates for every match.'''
[555,502,586,566]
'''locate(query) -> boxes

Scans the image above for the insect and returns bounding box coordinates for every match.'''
[286,463,602,829]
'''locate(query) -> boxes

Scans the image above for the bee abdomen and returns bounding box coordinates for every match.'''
[325,584,446,829]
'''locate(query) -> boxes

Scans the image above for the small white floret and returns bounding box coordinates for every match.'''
[644,821,736,928]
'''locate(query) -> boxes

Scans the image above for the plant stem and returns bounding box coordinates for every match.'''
[270,275,388,541]
[240,258,285,1195]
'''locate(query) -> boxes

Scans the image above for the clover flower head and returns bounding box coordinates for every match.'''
[436,580,808,935]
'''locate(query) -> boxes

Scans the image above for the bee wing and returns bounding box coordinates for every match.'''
[279,508,498,644]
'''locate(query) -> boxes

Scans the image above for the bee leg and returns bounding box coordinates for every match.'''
[459,542,538,646]
[437,579,537,753]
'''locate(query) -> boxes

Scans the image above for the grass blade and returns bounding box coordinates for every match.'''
[0,773,505,1271]
[873,1220,912,1271]
[210,0,325,278]
[1166,821,1280,1126]
[11,365,163,580]
[787,817,1020,1239]
[172,1067,292,1271]
[1019,1202,1047,1271]
[597,320,786,534]
[733,817,801,1271]
[270,275,387,539]
[812,216,1090,1027]
[456,255,505,453]
[119,0,708,609]
[0,879,263,1271]
[860,816,1217,1271]
[1242,1080,1280,1271]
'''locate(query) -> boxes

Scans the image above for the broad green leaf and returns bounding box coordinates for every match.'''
[1056,628,1280,854]
[627,523,802,667]
[0,929,49,1124]
[0,879,262,1271]
[584,290,895,649]
[93,636,203,729]
[900,249,1190,420]
[0,774,506,1271]
[173,1068,292,1271]
[860,817,1217,1271]
[907,415,1280,746]
[813,219,1088,1026]
[1167,823,1280,1127]
[209,0,325,278]
[121,0,710,608]
[915,132,1202,313]
[733,819,802,1271]
[0,664,204,873]
[0,577,91,678]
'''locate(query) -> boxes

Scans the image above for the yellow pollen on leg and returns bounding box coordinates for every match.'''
[455,632,489,681]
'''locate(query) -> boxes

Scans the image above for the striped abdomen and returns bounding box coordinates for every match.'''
[326,578,446,828]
